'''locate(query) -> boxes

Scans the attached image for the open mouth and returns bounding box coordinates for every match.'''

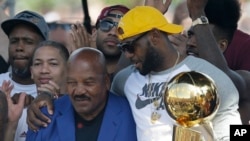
[186,48,199,56]
[187,51,198,56]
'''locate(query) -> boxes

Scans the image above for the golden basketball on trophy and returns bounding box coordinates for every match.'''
[164,71,220,141]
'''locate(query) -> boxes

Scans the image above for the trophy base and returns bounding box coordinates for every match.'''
[173,125,202,141]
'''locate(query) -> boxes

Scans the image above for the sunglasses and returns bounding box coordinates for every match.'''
[98,20,118,32]
[117,32,148,53]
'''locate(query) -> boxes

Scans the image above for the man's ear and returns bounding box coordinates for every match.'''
[149,29,161,45]
[218,39,228,52]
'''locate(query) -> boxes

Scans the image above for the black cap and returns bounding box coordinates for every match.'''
[1,10,49,40]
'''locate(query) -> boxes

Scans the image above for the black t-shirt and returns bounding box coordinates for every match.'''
[75,108,105,141]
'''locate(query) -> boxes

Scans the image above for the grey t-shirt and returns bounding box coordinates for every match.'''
[111,56,241,141]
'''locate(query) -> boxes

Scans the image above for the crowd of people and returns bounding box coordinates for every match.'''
[0,0,249,141]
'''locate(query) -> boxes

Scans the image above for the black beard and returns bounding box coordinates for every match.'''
[12,67,31,78]
[139,41,163,75]
[104,52,121,61]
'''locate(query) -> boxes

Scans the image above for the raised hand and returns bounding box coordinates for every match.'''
[0,80,13,96]
[0,80,26,123]
[169,33,188,56]
[186,0,208,19]
[37,80,60,99]
[144,0,172,14]
[69,22,92,53]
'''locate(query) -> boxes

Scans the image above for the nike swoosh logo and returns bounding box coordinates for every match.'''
[135,94,161,109]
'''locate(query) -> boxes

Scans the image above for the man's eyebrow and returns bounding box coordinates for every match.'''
[9,36,36,40]
[34,58,59,61]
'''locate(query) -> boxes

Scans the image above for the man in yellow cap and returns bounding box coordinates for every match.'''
[111,6,241,141]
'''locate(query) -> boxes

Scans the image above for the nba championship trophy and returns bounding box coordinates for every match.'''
[164,71,220,141]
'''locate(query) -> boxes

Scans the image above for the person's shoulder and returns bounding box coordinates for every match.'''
[0,72,10,79]
[184,55,206,63]
[112,65,135,83]
[236,70,250,83]
[111,65,135,94]
[231,29,250,45]
[116,65,136,75]
[40,95,71,116]
[183,56,221,71]
[106,92,133,118]
[0,72,10,83]
[187,55,215,64]
[235,29,250,39]
[54,95,71,107]
[108,92,130,107]
[109,92,127,100]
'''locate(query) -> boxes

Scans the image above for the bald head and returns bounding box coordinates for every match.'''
[68,47,107,74]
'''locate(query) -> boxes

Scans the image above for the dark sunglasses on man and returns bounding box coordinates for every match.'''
[117,32,148,53]
[97,20,119,32]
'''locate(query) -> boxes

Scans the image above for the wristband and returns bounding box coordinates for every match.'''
[192,16,209,27]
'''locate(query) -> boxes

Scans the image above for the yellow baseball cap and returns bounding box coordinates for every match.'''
[117,6,184,40]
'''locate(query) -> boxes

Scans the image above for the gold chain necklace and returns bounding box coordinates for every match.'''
[149,51,180,124]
